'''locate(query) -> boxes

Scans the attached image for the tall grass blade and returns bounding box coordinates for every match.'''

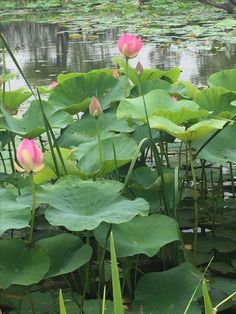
[36,89,61,178]
[59,289,67,314]
[202,280,213,314]
[184,256,214,314]
[110,232,124,314]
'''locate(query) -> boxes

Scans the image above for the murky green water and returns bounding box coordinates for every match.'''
[1,20,236,88]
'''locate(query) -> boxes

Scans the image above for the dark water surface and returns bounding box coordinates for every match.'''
[1,20,236,88]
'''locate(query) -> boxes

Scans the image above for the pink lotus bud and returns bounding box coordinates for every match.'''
[117,34,142,59]
[89,96,103,118]
[135,61,144,75]
[15,139,44,173]
[48,81,58,89]
[112,69,120,79]
[172,96,178,101]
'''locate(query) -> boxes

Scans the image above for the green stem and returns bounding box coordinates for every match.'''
[0,152,7,173]
[188,142,198,263]
[229,162,235,198]
[125,57,129,97]
[29,173,37,243]
[96,117,103,172]
[138,75,152,140]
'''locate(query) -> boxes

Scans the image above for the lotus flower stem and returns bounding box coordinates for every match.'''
[138,76,152,140]
[96,118,103,172]
[0,152,7,173]
[7,140,15,173]
[29,173,37,243]
[188,142,198,263]
[125,57,129,98]
[229,162,235,198]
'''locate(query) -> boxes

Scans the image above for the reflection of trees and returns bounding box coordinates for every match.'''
[147,42,236,85]
[196,43,236,84]
[0,21,119,87]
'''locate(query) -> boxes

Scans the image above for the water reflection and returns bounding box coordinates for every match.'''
[0,20,236,89]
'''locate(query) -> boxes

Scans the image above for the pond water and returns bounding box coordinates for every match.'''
[1,19,236,89]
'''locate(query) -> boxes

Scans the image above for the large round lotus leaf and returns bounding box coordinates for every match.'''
[117,89,208,125]
[37,233,92,278]
[48,71,127,114]
[131,79,170,97]
[196,123,236,164]
[133,262,202,314]
[0,239,50,289]
[94,214,179,257]
[57,109,134,147]
[208,69,236,91]
[0,100,72,138]
[0,88,32,113]
[38,177,149,231]
[72,135,138,176]
[149,116,227,142]
[194,87,236,115]
[0,189,31,235]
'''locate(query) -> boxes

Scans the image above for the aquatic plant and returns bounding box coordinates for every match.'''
[0,32,235,314]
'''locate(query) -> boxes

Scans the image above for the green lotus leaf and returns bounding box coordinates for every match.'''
[0,88,32,113]
[117,89,208,125]
[72,135,138,176]
[208,69,236,91]
[0,100,72,138]
[196,123,236,163]
[131,79,171,97]
[194,87,236,115]
[94,214,179,257]
[133,262,202,314]
[57,109,134,147]
[0,189,31,235]
[0,239,50,289]
[37,233,92,278]
[149,116,227,142]
[38,177,149,231]
[48,71,127,114]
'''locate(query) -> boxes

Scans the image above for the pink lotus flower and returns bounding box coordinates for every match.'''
[117,34,142,59]
[172,96,178,101]
[89,96,103,118]
[15,139,44,173]
[48,81,58,89]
